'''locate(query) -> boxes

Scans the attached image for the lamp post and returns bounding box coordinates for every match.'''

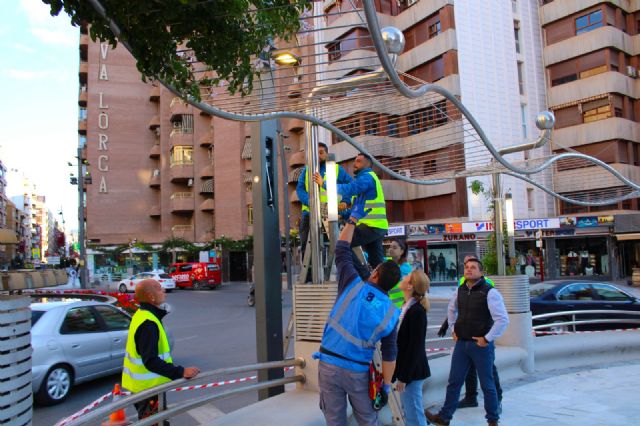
[69,149,90,288]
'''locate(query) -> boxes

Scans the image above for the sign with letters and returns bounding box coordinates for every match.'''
[514,218,560,230]
[386,226,405,237]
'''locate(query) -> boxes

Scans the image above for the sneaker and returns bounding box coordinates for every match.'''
[424,410,450,426]
[457,397,478,408]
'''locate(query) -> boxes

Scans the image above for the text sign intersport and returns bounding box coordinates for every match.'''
[514,218,560,230]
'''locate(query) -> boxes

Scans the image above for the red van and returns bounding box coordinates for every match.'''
[168,262,222,290]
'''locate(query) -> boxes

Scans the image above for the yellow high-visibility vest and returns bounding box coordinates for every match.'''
[358,171,388,230]
[302,164,340,212]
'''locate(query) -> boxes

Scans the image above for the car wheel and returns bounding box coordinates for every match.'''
[119,284,128,293]
[35,365,72,406]
[192,281,201,290]
[548,319,569,334]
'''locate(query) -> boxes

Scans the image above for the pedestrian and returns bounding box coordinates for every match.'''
[122,279,200,421]
[394,270,431,426]
[297,142,351,281]
[425,257,509,426]
[315,152,388,281]
[313,195,401,426]
[387,238,412,309]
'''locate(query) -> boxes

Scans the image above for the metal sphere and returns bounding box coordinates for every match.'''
[381,26,405,54]
[535,111,555,130]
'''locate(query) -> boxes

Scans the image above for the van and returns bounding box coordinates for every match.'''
[168,262,221,290]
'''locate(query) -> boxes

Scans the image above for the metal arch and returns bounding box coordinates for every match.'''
[87,0,640,205]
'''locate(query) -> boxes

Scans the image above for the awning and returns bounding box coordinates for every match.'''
[616,233,640,241]
[289,166,305,183]
[201,179,214,194]
[549,93,610,110]
[0,229,18,244]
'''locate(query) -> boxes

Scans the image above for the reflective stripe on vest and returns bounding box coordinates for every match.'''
[302,164,340,212]
[358,171,388,229]
[122,309,173,393]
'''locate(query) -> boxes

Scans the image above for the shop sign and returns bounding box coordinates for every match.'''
[525,229,575,237]
[560,217,576,228]
[462,221,494,233]
[514,218,560,230]
[597,215,614,225]
[444,223,462,233]
[575,216,600,228]
[442,233,476,241]
[428,224,446,234]
[386,226,405,237]
[408,224,429,236]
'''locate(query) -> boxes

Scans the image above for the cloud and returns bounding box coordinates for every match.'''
[31,27,76,47]
[20,0,77,47]
[3,68,67,81]
[13,42,36,53]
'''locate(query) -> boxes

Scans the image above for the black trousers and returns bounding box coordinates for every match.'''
[464,363,502,401]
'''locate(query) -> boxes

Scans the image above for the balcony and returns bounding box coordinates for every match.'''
[149,205,161,217]
[79,61,88,84]
[80,34,88,60]
[149,85,160,102]
[149,170,160,187]
[199,198,215,211]
[169,97,190,121]
[149,144,161,158]
[169,160,194,182]
[78,87,88,106]
[171,224,194,238]
[288,150,306,167]
[148,115,160,130]
[199,165,214,179]
[198,132,213,147]
[78,119,87,135]
[170,192,195,213]
[169,129,193,147]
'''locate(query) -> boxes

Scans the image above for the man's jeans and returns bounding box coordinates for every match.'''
[440,340,499,423]
[350,224,386,280]
[318,361,378,426]
[400,379,427,426]
[465,362,502,401]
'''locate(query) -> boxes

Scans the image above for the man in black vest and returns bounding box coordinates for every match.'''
[425,257,509,426]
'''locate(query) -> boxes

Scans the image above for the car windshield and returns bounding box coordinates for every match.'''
[530,283,555,298]
[31,310,45,326]
[159,273,171,279]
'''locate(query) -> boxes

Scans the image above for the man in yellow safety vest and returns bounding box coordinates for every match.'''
[122,280,200,420]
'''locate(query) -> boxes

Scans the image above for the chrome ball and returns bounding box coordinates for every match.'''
[535,111,555,130]
[381,26,405,54]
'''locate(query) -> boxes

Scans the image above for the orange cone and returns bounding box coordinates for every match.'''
[104,384,127,425]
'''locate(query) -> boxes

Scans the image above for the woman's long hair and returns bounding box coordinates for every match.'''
[409,270,430,311]
[390,238,408,265]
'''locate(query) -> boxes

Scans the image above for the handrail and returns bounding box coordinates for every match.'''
[67,358,305,426]
[532,309,640,320]
[532,309,640,332]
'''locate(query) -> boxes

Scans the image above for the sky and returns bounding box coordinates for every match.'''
[0,0,79,231]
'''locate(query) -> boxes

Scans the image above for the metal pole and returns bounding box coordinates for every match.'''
[305,119,322,284]
[253,70,284,400]
[493,173,505,275]
[77,147,87,288]
[277,131,293,291]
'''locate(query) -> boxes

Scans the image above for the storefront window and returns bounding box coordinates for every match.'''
[556,237,608,276]
[425,244,458,283]
[514,242,542,278]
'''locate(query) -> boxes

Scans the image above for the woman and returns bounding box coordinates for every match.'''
[387,239,412,308]
[394,270,430,426]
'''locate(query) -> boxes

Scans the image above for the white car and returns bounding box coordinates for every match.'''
[118,272,176,293]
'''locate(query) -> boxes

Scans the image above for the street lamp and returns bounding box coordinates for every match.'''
[325,154,339,222]
[68,151,92,288]
[505,192,516,263]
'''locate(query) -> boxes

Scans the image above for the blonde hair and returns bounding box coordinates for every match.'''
[409,270,430,311]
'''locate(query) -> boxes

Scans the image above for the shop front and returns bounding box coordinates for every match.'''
[614,213,640,281]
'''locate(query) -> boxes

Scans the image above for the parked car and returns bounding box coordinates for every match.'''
[118,271,176,293]
[169,262,221,290]
[530,282,640,333]
[31,300,131,405]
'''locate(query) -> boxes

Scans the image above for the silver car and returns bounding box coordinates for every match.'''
[31,300,131,405]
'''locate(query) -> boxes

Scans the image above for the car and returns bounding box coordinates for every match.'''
[118,271,176,293]
[31,300,132,405]
[168,262,221,290]
[530,281,640,333]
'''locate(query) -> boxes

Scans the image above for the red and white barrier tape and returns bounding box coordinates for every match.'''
[534,327,640,336]
[55,366,296,425]
[426,347,451,353]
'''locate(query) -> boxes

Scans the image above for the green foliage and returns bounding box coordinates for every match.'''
[210,236,253,251]
[43,0,311,99]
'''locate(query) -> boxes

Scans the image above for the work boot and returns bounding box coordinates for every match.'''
[457,397,478,408]
[488,421,499,426]
[424,410,450,426]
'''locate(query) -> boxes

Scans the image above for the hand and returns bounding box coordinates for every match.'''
[350,194,371,221]
[395,381,405,393]
[183,367,200,379]
[473,336,488,347]
[452,331,458,342]
[338,201,348,212]
[377,383,391,410]
[437,322,448,338]
[313,172,324,187]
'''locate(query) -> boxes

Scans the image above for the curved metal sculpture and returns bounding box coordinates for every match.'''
[87,0,639,206]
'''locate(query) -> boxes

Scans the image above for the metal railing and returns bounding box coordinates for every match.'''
[67,358,305,426]
[532,310,640,333]
[170,192,194,200]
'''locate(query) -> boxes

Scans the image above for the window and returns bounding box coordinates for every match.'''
[248,205,254,225]
[94,306,130,331]
[557,284,594,301]
[583,103,612,123]
[60,307,101,334]
[527,188,534,211]
[520,104,527,138]
[592,285,632,302]
[179,264,193,272]
[428,21,441,39]
[170,146,194,165]
[387,115,400,137]
[181,114,194,133]
[551,74,578,86]
[364,114,379,135]
[514,21,521,54]
[32,310,45,326]
[207,264,220,271]
[79,108,87,120]
[575,10,603,35]
[407,111,422,135]
[344,118,361,137]
[517,62,525,95]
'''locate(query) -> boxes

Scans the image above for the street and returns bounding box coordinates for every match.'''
[36,283,451,426]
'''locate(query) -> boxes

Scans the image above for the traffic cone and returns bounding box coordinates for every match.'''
[102,384,128,425]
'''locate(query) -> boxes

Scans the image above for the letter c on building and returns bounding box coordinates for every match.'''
[98,155,109,171]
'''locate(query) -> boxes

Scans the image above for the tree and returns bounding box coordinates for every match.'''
[43,0,311,99]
